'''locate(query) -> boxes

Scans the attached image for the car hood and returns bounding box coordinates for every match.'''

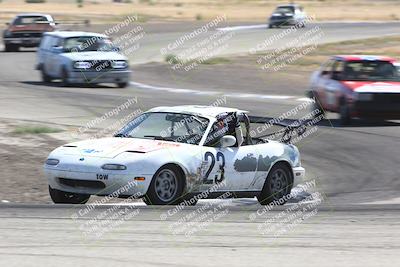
[59,137,189,158]
[61,51,127,61]
[342,81,400,93]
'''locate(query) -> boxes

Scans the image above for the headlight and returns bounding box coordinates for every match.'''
[3,30,12,38]
[111,61,128,69]
[357,93,373,101]
[101,164,127,170]
[74,61,91,69]
[46,158,59,165]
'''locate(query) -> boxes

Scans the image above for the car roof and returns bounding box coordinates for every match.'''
[147,105,248,119]
[16,13,53,20]
[17,13,51,17]
[277,4,301,8]
[44,31,108,38]
[333,55,397,63]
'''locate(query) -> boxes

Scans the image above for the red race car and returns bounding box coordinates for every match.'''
[308,55,400,125]
[3,13,56,52]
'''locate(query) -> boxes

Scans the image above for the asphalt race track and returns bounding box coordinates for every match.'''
[0,22,399,266]
[1,204,400,267]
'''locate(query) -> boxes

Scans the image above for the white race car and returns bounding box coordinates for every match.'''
[44,106,305,205]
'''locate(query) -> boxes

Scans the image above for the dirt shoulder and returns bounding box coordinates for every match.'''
[1,0,400,23]
[0,120,65,203]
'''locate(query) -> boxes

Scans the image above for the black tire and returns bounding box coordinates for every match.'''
[268,24,274,28]
[49,186,90,204]
[61,67,70,87]
[4,43,13,52]
[257,163,293,205]
[339,100,351,126]
[144,165,185,205]
[5,43,19,52]
[117,82,128,88]
[41,67,52,83]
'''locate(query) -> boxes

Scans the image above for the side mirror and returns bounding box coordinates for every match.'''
[332,72,343,80]
[51,46,63,53]
[220,135,236,148]
[321,70,330,77]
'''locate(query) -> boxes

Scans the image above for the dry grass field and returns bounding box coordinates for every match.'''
[1,0,400,23]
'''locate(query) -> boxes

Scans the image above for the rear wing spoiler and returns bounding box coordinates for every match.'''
[248,115,306,144]
[248,116,303,128]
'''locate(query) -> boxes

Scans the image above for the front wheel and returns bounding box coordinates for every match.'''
[144,165,185,205]
[311,96,325,119]
[61,68,70,87]
[339,101,351,125]
[4,43,13,52]
[41,67,52,83]
[257,163,292,205]
[49,186,90,204]
[5,43,19,52]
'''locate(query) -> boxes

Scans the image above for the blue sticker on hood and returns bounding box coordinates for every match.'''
[82,149,103,154]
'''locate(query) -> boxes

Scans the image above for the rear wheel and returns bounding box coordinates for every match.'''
[117,82,128,88]
[49,186,90,204]
[144,165,185,205]
[257,163,292,205]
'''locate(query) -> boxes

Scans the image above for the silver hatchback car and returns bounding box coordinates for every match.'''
[37,31,131,88]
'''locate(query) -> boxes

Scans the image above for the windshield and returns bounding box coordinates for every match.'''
[275,6,295,14]
[115,112,209,145]
[63,36,115,52]
[343,61,400,81]
[14,16,48,25]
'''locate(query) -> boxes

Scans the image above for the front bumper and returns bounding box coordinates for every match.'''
[45,168,151,197]
[292,166,305,186]
[269,17,295,26]
[353,94,400,119]
[4,37,41,47]
[68,70,131,84]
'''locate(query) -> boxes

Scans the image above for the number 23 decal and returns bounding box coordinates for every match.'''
[203,151,225,184]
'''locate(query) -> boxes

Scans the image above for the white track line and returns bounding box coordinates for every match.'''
[130,81,310,102]
[216,21,399,31]
[217,24,268,31]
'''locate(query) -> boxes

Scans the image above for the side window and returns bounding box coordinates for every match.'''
[321,59,335,76]
[48,36,58,50]
[332,60,345,80]
[40,36,50,49]
[204,120,229,147]
[204,113,239,147]
[55,37,64,47]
